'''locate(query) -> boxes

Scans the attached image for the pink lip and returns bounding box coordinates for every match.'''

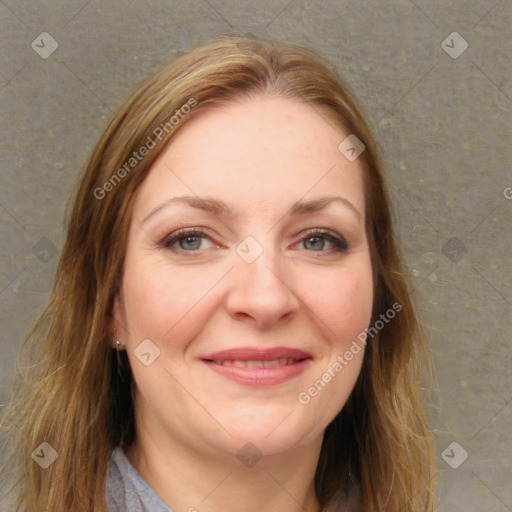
[202,347,312,361]
[201,347,313,387]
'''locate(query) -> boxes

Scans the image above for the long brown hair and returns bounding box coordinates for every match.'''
[0,34,436,511]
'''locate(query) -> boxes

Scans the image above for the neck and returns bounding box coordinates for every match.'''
[125,429,324,512]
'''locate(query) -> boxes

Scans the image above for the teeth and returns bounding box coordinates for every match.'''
[213,358,298,367]
[246,360,264,368]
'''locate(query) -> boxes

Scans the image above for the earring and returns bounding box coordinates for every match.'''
[115,340,124,349]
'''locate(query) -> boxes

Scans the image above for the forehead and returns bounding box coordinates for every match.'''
[133,95,366,219]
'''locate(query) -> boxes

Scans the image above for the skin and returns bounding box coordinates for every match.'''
[113,94,374,512]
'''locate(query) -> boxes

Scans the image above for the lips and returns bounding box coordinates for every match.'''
[202,347,312,362]
[212,358,299,368]
[201,347,312,386]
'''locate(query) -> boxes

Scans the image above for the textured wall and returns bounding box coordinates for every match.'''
[0,0,511,510]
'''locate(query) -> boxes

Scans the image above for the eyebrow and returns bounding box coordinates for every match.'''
[142,194,362,224]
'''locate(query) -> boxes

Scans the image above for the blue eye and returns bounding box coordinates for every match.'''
[161,228,212,252]
[160,228,349,255]
[300,230,349,253]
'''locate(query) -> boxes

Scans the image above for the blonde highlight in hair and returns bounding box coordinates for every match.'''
[0,34,436,511]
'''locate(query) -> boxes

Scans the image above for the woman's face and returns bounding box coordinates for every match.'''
[114,95,374,458]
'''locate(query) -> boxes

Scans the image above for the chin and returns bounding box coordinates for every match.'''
[206,409,323,459]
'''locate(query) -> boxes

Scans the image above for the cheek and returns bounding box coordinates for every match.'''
[295,265,372,427]
[121,258,222,344]
[309,263,374,348]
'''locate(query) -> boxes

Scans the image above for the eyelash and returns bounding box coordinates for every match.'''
[160,228,349,255]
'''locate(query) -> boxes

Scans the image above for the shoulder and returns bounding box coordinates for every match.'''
[106,446,173,512]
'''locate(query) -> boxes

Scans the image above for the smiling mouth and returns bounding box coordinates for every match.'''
[206,357,309,368]
[201,348,313,386]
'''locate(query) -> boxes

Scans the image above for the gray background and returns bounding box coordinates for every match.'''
[0,0,511,510]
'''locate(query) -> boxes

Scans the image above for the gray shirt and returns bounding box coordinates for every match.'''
[106,447,172,512]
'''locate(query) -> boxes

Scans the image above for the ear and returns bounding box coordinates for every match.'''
[111,292,129,349]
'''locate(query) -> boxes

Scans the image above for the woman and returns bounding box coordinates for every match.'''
[0,35,436,511]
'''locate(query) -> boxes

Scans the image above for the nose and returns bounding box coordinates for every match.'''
[225,241,299,329]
